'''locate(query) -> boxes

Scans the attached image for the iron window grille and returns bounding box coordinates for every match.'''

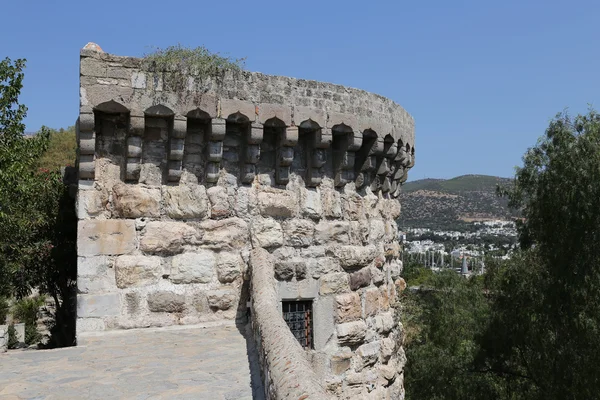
[282,300,314,349]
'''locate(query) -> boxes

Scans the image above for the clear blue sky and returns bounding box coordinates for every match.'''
[2,0,599,180]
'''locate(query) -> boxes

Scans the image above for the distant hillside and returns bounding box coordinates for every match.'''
[399,175,517,231]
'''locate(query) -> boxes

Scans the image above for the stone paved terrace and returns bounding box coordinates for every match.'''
[0,322,264,400]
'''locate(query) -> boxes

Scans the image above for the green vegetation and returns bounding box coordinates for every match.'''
[142,44,245,92]
[37,126,76,171]
[0,297,8,324]
[13,296,44,345]
[403,110,600,399]
[0,58,76,348]
[399,175,517,231]
[6,324,18,349]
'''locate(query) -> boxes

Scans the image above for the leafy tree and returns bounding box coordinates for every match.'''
[484,110,600,399]
[0,58,76,347]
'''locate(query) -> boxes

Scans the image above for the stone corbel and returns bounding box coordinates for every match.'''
[306,127,331,186]
[205,118,226,183]
[276,126,298,185]
[125,115,144,182]
[78,112,96,180]
[241,122,264,184]
[334,130,362,187]
[167,117,186,182]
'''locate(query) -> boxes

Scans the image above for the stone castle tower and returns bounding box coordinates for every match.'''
[76,43,415,399]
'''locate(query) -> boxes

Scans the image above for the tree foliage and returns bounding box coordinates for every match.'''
[37,126,76,171]
[0,58,76,347]
[403,110,600,399]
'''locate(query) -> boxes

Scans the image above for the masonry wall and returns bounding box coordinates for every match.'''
[76,44,414,399]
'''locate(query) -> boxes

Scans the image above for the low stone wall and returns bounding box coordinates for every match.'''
[250,248,331,400]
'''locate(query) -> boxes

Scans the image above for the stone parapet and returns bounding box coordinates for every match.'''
[250,248,332,400]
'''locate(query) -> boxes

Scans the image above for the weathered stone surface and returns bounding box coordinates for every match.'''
[342,194,366,221]
[327,245,378,269]
[274,261,296,281]
[77,293,121,318]
[321,187,342,218]
[283,219,314,247]
[337,320,367,345]
[368,219,386,244]
[371,266,385,286]
[374,312,395,334]
[364,288,380,317]
[380,286,391,310]
[78,220,136,256]
[345,369,378,386]
[216,252,243,283]
[314,221,350,245]
[114,255,161,288]
[207,290,237,310]
[308,257,341,279]
[258,188,297,217]
[395,277,407,294]
[335,292,361,323]
[381,337,395,363]
[164,185,209,219]
[320,272,350,295]
[356,340,380,371]
[125,292,141,314]
[147,291,186,313]
[207,186,231,219]
[170,251,216,284]
[331,351,352,375]
[349,267,372,290]
[77,188,108,218]
[300,189,322,219]
[77,271,116,294]
[251,218,283,248]
[76,317,106,332]
[140,221,198,254]
[295,262,307,280]
[112,183,161,218]
[78,256,111,276]
[200,218,248,249]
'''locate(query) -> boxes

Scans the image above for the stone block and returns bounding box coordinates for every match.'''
[321,188,342,218]
[278,278,319,300]
[356,340,381,371]
[147,292,186,313]
[77,273,116,294]
[78,220,136,256]
[125,292,141,314]
[258,103,292,125]
[349,267,372,291]
[140,221,198,254]
[342,194,366,221]
[114,255,161,288]
[200,218,249,249]
[76,317,106,333]
[216,252,243,283]
[251,217,283,248]
[77,188,108,219]
[308,257,341,279]
[164,185,209,219]
[371,266,385,286]
[283,219,314,247]
[320,272,350,295]
[380,337,395,363]
[295,262,307,280]
[345,369,378,386]
[395,278,407,294]
[368,219,386,244]
[336,320,367,345]
[380,286,391,311]
[112,183,161,218]
[207,186,231,219]
[314,221,350,245]
[220,98,255,120]
[335,292,361,323]
[375,312,395,334]
[300,188,322,219]
[77,293,121,318]
[327,245,377,269]
[349,221,369,245]
[258,188,297,217]
[207,290,237,311]
[78,256,111,276]
[331,351,352,375]
[170,251,216,284]
[131,71,146,89]
[364,288,380,317]
[274,261,298,281]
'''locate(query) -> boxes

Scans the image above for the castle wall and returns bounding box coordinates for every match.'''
[76,44,413,399]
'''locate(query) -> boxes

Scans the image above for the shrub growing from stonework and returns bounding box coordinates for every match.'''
[13,296,45,345]
[0,57,77,347]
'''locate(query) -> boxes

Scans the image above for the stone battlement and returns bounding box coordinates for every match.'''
[76,43,413,399]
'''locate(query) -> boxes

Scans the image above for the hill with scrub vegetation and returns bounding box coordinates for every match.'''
[398,174,517,231]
